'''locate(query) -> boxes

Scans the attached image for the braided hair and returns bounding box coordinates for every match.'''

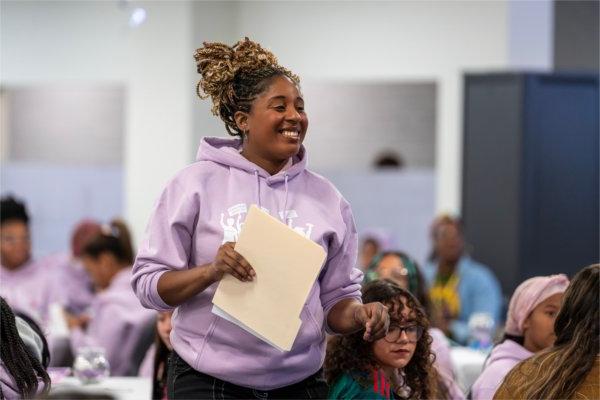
[0,298,50,399]
[194,37,300,137]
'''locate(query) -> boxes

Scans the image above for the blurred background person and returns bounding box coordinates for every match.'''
[0,196,62,326]
[138,311,173,400]
[423,215,502,344]
[65,219,154,376]
[494,264,599,399]
[358,236,381,271]
[56,219,103,315]
[470,274,569,399]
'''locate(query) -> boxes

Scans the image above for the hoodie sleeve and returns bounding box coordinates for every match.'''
[319,199,363,334]
[131,178,199,311]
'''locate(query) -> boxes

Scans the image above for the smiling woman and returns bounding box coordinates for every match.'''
[130,37,391,399]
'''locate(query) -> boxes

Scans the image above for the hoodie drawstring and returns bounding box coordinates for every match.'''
[254,171,289,222]
[282,174,289,223]
[254,170,262,209]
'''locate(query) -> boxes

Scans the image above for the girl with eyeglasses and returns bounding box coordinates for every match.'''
[365,251,456,381]
[325,280,464,399]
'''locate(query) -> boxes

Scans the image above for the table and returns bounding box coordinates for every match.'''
[450,346,488,393]
[51,377,151,400]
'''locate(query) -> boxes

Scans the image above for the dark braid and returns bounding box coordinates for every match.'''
[194,37,300,137]
[0,298,50,398]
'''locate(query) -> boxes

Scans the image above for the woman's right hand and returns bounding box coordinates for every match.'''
[210,242,256,282]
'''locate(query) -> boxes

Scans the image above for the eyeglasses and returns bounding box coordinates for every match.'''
[384,324,423,343]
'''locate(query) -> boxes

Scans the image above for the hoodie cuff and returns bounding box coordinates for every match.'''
[149,270,176,311]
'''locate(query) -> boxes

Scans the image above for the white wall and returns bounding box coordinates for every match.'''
[233,1,509,214]
[2,0,524,247]
[125,1,194,244]
[301,82,436,171]
[1,0,196,244]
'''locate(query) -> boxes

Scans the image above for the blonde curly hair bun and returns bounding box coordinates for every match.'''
[194,37,300,137]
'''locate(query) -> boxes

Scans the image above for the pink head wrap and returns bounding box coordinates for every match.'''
[505,274,570,336]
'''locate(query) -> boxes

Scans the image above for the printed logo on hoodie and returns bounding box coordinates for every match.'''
[219,202,315,243]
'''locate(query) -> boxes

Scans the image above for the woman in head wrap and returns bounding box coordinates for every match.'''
[470,274,569,399]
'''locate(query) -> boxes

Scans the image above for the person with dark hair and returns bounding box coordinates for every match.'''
[131,37,389,399]
[0,297,51,399]
[55,219,103,315]
[138,311,173,400]
[325,280,463,399]
[0,196,59,325]
[365,251,456,381]
[471,274,569,399]
[423,215,502,344]
[65,219,154,376]
[494,264,599,399]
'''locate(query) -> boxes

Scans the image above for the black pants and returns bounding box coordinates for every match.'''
[167,352,329,399]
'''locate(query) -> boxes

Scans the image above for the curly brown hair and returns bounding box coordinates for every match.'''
[193,37,300,137]
[325,280,449,399]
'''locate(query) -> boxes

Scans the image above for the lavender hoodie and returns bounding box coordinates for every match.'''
[470,339,533,400]
[132,137,362,390]
[71,268,155,376]
[0,259,62,326]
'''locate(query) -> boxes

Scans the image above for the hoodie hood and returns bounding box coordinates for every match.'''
[487,339,533,366]
[471,339,534,399]
[197,136,307,215]
[196,136,307,183]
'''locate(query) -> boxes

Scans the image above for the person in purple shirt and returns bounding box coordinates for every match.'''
[65,219,154,376]
[0,196,60,326]
[131,38,390,399]
[470,274,569,399]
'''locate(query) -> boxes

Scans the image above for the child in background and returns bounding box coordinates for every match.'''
[366,251,455,381]
[494,264,599,400]
[325,280,463,399]
[139,311,173,400]
[470,274,569,399]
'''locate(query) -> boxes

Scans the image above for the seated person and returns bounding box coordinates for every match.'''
[325,280,463,399]
[423,215,502,344]
[365,251,455,380]
[0,297,51,399]
[494,264,599,400]
[471,274,569,399]
[65,220,154,376]
[48,219,102,315]
[139,311,173,400]
[0,196,61,325]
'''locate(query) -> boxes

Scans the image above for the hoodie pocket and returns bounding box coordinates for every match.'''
[303,294,325,342]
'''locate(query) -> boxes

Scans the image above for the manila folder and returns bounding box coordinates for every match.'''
[211,205,326,351]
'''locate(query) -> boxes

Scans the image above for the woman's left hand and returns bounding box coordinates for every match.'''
[353,302,390,341]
